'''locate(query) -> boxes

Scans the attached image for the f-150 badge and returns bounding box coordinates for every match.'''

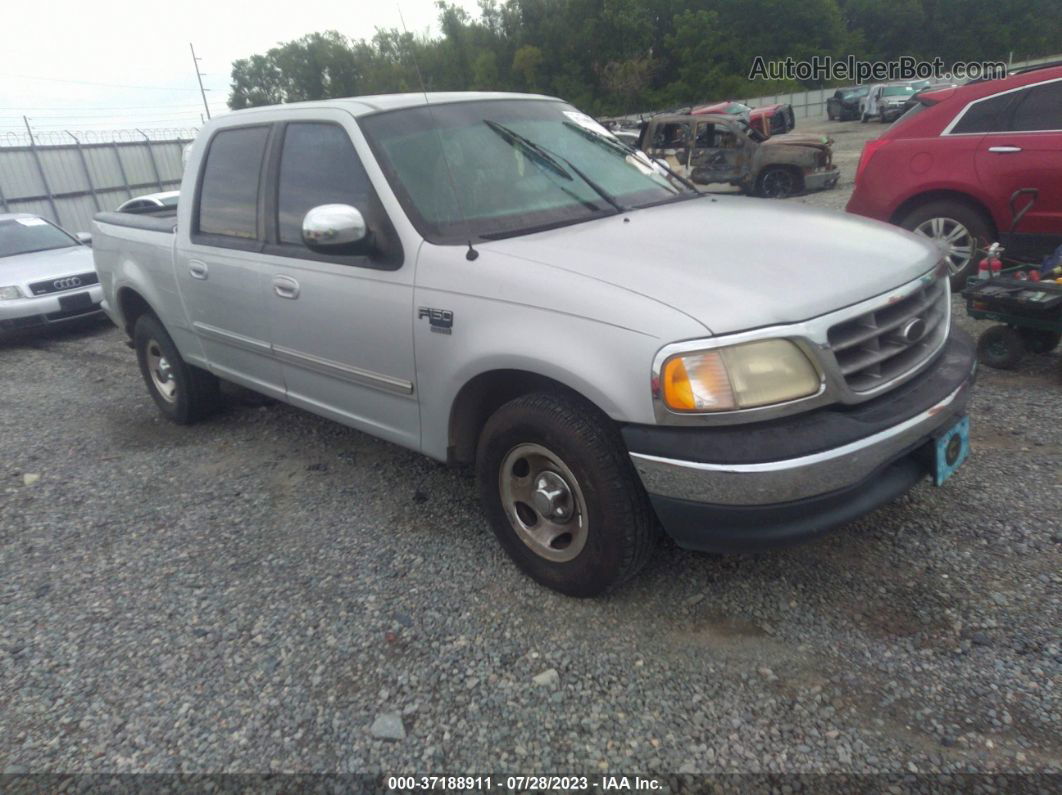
[418,307,453,334]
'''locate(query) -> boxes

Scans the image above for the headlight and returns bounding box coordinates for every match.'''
[0,286,24,300]
[661,339,821,412]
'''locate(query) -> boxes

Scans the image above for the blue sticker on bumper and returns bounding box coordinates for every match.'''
[934,415,970,486]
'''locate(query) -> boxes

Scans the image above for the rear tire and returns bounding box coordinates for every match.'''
[134,314,220,424]
[1018,328,1061,354]
[977,325,1024,370]
[899,200,993,289]
[475,392,656,597]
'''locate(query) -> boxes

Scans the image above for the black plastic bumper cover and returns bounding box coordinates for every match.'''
[629,328,976,552]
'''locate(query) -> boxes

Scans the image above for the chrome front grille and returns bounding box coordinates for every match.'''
[827,277,948,393]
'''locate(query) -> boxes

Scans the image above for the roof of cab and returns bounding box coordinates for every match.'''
[224,91,557,119]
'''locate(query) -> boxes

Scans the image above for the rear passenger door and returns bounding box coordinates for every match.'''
[973,78,1062,241]
[257,116,419,450]
[176,124,285,398]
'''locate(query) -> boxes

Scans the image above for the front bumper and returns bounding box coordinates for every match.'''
[804,167,840,192]
[881,105,906,121]
[0,285,104,330]
[625,329,976,551]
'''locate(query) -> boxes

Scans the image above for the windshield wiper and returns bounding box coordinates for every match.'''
[484,120,626,213]
[560,120,702,194]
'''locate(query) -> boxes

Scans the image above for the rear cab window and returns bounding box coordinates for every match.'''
[193,125,271,248]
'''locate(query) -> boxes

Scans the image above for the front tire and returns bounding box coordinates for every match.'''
[475,392,656,597]
[900,200,993,289]
[757,166,801,199]
[134,314,220,424]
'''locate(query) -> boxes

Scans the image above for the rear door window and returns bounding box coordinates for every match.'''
[196,126,270,240]
[1009,80,1062,131]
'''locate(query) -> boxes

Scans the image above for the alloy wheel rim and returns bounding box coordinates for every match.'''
[913,217,975,275]
[498,443,588,563]
[146,340,177,403]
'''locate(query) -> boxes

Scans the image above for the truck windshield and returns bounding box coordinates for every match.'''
[0,218,78,258]
[360,99,696,243]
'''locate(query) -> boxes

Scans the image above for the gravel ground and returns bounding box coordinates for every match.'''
[1,116,1060,781]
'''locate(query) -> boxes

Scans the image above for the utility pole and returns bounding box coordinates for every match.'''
[190,42,211,119]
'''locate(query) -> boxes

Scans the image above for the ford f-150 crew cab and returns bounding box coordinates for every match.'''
[92,92,976,596]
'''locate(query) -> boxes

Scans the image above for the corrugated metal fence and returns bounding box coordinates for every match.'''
[0,135,192,234]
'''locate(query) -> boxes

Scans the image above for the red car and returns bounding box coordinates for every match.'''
[691,101,795,137]
[847,64,1062,287]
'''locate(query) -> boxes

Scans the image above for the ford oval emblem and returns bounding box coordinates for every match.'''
[901,317,927,344]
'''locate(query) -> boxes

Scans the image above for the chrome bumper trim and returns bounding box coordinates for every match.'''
[631,379,969,506]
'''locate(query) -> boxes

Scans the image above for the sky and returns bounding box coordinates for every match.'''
[0,0,482,138]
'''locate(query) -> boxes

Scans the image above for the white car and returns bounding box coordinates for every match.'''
[0,214,102,332]
[860,83,918,123]
[116,190,179,214]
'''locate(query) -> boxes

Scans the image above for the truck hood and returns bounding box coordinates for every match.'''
[481,196,940,335]
[0,245,95,289]
[762,132,832,150]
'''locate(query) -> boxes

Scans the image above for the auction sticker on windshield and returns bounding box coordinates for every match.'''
[563,110,613,138]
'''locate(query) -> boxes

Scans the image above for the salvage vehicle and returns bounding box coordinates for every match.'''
[637,112,838,197]
[691,100,795,137]
[0,213,102,332]
[826,85,869,121]
[848,64,1062,287]
[93,93,976,596]
[861,83,917,123]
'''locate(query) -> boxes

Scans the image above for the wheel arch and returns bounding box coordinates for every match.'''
[447,369,614,465]
[116,286,158,337]
[889,190,998,238]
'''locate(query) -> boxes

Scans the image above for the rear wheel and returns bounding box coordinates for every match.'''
[134,314,220,424]
[900,200,993,289]
[1018,328,1061,354]
[475,392,656,597]
[977,325,1024,370]
[757,166,801,199]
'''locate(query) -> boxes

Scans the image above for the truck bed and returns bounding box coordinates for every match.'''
[94,211,176,235]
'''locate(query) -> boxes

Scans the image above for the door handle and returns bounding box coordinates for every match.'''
[988,145,1022,154]
[272,275,300,299]
[188,261,208,280]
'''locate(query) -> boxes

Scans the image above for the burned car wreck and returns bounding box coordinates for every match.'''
[636,113,838,198]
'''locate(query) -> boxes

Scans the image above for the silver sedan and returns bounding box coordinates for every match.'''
[0,214,102,332]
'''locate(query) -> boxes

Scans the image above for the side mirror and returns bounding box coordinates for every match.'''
[76,232,92,246]
[302,204,369,252]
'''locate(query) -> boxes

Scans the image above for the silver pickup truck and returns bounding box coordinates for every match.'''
[93,92,976,596]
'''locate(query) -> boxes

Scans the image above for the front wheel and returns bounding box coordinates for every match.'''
[757,166,801,199]
[134,314,220,424]
[475,392,656,597]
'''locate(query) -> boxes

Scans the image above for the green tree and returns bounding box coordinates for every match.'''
[512,44,544,90]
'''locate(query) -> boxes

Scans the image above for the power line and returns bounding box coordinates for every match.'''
[0,73,210,91]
